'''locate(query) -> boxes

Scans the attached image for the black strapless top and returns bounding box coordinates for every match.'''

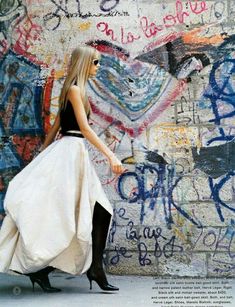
[60,101,90,134]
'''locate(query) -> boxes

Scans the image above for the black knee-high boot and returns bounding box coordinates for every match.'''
[86,202,119,291]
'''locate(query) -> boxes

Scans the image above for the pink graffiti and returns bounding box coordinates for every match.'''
[14,15,42,61]
[143,31,184,52]
[140,0,208,39]
[96,22,118,42]
[97,22,140,44]
[121,27,140,44]
[96,0,208,44]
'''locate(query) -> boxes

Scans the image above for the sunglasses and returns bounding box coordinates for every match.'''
[92,59,99,66]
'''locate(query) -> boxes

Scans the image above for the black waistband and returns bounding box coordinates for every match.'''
[62,132,84,138]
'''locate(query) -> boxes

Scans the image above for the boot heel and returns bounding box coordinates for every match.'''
[86,270,92,290]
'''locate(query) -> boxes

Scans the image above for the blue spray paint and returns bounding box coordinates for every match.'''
[209,171,235,222]
[118,163,200,227]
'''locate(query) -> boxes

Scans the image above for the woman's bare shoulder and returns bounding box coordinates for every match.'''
[68,85,81,94]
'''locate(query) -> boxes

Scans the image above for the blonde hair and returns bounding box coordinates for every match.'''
[59,46,99,114]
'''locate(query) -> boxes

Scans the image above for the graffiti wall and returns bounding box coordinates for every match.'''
[0,0,234,277]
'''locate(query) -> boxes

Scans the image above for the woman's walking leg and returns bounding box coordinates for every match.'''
[86,202,119,291]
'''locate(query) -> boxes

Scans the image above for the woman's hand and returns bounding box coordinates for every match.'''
[108,154,125,174]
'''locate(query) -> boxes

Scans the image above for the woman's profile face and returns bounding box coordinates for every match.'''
[89,52,100,77]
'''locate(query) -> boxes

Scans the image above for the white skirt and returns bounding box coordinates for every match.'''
[0,136,113,275]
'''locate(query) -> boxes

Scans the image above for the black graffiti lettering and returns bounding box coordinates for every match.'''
[110,245,132,265]
[43,0,81,30]
[143,226,166,240]
[154,240,162,258]
[163,235,183,258]
[116,207,129,220]
[213,0,225,19]
[108,219,116,243]
[138,242,151,266]
[126,220,140,241]
[110,246,120,265]
[100,0,120,12]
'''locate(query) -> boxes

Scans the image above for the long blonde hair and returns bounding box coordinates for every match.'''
[59,46,98,114]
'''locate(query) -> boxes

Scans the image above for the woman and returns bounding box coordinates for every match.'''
[0,46,124,292]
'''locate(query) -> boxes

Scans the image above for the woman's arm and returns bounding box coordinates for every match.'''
[67,85,124,174]
[40,113,61,151]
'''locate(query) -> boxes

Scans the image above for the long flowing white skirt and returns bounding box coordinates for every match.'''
[0,136,113,275]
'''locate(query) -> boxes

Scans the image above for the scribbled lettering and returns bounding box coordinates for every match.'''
[97,0,208,43]
[138,242,152,266]
[96,22,117,41]
[110,245,132,265]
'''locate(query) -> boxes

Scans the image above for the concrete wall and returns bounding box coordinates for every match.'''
[0,0,234,277]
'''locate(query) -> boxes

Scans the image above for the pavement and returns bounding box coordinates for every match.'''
[0,272,234,307]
